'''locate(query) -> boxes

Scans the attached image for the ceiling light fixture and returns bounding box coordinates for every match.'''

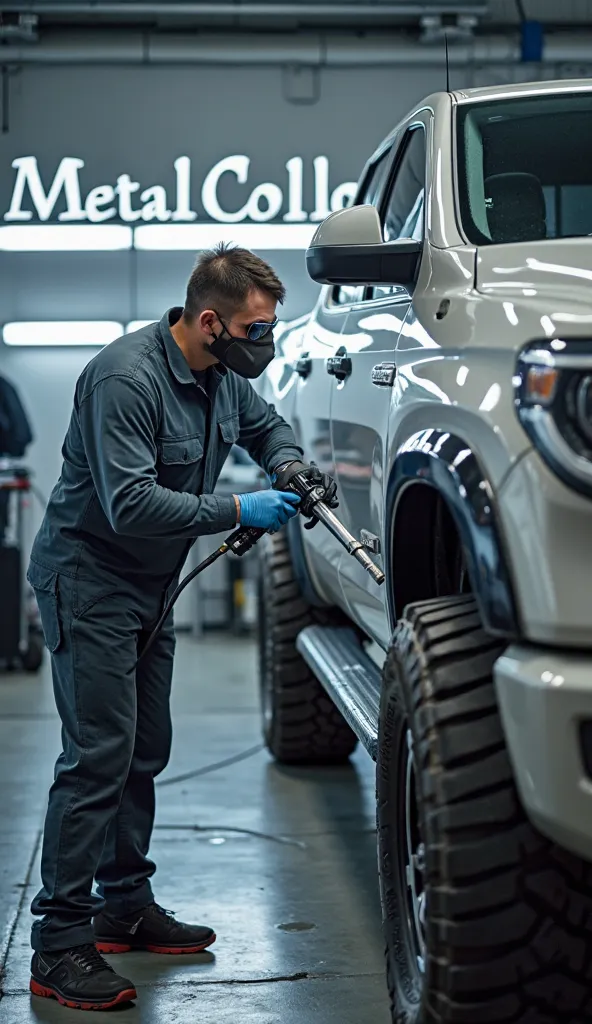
[134,222,317,251]
[0,224,133,251]
[125,320,157,333]
[2,321,124,346]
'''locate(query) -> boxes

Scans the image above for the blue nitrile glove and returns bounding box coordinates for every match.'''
[236,489,300,531]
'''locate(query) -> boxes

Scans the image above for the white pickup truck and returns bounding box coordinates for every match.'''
[257,79,592,1023]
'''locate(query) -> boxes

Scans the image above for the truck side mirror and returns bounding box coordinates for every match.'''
[306,204,422,288]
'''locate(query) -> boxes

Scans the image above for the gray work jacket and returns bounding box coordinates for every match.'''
[28,308,302,587]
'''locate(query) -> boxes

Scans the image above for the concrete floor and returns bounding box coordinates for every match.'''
[0,632,390,1023]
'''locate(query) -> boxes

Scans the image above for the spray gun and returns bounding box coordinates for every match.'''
[271,460,385,587]
[137,463,384,666]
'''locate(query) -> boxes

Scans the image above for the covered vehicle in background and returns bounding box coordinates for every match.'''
[257,80,592,1022]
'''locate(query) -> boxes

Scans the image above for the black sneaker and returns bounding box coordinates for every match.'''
[30,943,137,1010]
[94,901,216,955]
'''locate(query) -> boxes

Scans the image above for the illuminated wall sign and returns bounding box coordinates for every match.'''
[3,155,356,248]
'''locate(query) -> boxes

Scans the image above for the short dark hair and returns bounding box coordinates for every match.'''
[183,242,286,322]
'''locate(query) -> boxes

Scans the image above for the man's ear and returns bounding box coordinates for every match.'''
[199,309,217,334]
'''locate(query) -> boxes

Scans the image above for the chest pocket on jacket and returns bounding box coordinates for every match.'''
[159,436,203,465]
[218,415,240,446]
[214,414,241,478]
[156,434,203,490]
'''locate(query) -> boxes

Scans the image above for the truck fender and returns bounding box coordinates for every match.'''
[385,429,519,639]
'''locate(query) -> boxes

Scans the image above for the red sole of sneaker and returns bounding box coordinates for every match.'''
[30,978,137,1010]
[95,934,216,956]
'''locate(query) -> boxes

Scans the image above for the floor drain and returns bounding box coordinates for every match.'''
[276,922,316,932]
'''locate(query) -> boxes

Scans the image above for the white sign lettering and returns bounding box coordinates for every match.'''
[7,156,85,222]
[172,156,196,222]
[284,157,307,223]
[4,155,356,225]
[85,184,116,223]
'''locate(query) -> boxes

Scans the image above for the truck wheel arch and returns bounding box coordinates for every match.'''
[386,430,519,640]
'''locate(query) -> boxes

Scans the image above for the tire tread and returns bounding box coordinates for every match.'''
[379,594,592,1024]
[258,531,357,764]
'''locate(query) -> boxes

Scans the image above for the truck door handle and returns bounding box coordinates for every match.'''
[371,362,396,387]
[326,346,352,381]
[295,354,312,378]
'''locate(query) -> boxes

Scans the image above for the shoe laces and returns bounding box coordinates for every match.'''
[152,903,176,921]
[69,944,114,975]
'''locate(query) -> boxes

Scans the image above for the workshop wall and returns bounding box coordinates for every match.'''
[0,59,446,566]
[1,53,589,586]
[0,62,449,320]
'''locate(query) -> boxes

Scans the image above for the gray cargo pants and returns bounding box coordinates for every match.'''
[26,563,176,952]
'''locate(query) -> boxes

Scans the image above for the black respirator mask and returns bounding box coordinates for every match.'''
[209,312,277,380]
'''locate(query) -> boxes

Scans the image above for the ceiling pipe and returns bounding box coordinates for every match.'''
[0,31,591,64]
[0,2,488,16]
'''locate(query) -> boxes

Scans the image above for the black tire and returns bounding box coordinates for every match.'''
[258,529,358,765]
[378,594,592,1024]
[21,632,44,672]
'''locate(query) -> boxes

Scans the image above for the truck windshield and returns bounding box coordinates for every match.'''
[456,92,592,246]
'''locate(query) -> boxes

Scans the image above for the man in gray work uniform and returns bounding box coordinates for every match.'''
[27,244,337,1011]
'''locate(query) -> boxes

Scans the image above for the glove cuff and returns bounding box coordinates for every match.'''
[272,460,308,491]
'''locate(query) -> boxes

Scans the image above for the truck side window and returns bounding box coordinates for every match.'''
[383,128,426,242]
[371,127,426,299]
[331,147,392,307]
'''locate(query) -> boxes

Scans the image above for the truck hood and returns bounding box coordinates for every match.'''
[475,238,592,311]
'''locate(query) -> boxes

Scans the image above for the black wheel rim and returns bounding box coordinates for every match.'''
[397,727,426,981]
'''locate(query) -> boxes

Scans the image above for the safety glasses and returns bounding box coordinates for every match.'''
[246,317,278,341]
[215,311,278,342]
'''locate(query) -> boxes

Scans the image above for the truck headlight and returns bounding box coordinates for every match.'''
[515,342,592,497]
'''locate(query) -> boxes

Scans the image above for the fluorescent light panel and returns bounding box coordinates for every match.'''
[2,317,292,347]
[0,223,315,252]
[0,225,133,252]
[134,223,316,250]
[3,321,124,346]
[125,320,157,333]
